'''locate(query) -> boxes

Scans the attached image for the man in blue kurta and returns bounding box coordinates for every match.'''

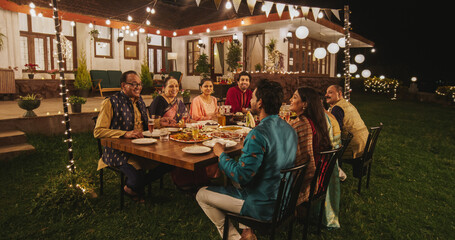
[196,79,297,240]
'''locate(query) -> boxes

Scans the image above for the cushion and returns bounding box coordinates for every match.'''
[107,70,122,88]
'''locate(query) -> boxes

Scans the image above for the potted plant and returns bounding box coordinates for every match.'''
[140,58,154,94]
[17,94,41,117]
[24,63,39,79]
[89,29,99,40]
[226,40,242,73]
[180,89,191,103]
[195,53,211,79]
[68,95,87,113]
[74,50,92,97]
[254,63,262,72]
[47,69,59,79]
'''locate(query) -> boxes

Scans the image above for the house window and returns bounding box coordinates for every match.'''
[287,33,331,75]
[147,34,172,73]
[124,33,138,60]
[19,13,76,72]
[186,39,200,76]
[94,26,112,58]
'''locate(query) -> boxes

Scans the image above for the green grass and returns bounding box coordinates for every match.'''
[1,93,454,239]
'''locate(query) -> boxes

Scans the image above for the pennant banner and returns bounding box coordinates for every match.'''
[300,6,310,18]
[214,0,222,10]
[264,1,274,18]
[246,0,257,15]
[312,7,320,21]
[195,0,201,7]
[232,0,241,13]
[276,3,285,18]
[331,9,340,20]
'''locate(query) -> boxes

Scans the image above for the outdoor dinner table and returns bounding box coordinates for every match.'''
[100,137,244,171]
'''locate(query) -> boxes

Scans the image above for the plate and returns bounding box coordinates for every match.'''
[164,128,180,132]
[132,138,157,144]
[142,131,153,137]
[170,133,211,143]
[182,146,211,154]
[144,130,161,138]
[203,139,237,148]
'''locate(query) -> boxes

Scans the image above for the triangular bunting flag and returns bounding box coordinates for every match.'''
[289,5,295,20]
[195,0,201,7]
[300,6,310,18]
[214,0,222,10]
[247,0,257,15]
[312,7,320,21]
[331,9,341,21]
[233,0,241,13]
[264,1,273,18]
[276,3,285,18]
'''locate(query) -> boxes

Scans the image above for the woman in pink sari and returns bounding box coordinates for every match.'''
[148,76,188,127]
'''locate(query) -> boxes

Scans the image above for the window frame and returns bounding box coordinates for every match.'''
[186,39,200,76]
[147,35,172,74]
[94,27,113,59]
[124,34,139,60]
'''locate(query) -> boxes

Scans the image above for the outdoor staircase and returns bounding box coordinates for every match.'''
[0,130,35,161]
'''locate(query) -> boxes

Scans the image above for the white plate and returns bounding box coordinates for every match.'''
[164,127,180,132]
[132,138,157,144]
[142,131,153,137]
[182,146,211,154]
[203,139,237,148]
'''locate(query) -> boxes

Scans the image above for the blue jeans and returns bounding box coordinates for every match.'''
[119,163,174,195]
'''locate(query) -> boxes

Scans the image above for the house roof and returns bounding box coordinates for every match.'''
[3,0,373,47]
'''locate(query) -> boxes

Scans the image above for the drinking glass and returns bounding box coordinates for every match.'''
[160,130,170,141]
[148,115,156,133]
[192,127,199,142]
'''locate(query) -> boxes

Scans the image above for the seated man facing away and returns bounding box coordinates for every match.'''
[225,71,253,114]
[196,79,297,240]
[325,85,369,174]
[94,70,173,202]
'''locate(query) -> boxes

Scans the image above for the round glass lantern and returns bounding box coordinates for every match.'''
[349,64,358,73]
[355,54,365,64]
[337,37,346,48]
[295,26,309,39]
[361,69,371,78]
[327,43,340,54]
[314,47,327,59]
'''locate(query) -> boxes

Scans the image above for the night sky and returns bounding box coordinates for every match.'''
[345,1,452,92]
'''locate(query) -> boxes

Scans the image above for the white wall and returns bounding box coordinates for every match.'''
[0,9,22,79]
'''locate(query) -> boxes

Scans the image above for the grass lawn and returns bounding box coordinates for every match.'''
[1,93,454,239]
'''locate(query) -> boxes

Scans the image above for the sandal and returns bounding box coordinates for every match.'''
[124,186,145,203]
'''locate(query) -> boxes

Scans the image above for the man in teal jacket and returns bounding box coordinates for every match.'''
[196,79,297,240]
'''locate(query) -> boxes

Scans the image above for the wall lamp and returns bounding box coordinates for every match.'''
[233,34,239,44]
[283,31,292,42]
[198,39,206,49]
[117,31,124,42]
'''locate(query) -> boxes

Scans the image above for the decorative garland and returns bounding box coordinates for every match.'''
[435,86,455,103]
[363,76,400,99]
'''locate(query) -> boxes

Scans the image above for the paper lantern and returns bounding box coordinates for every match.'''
[295,26,309,39]
[355,54,365,63]
[349,64,357,73]
[327,43,340,54]
[361,69,371,78]
[314,47,327,59]
[337,37,345,48]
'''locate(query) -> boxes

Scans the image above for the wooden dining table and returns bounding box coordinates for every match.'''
[100,137,244,171]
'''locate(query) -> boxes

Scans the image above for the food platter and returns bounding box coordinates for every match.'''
[209,131,242,140]
[170,132,211,143]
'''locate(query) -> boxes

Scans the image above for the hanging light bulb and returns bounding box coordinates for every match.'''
[146,20,150,25]
[128,15,132,21]
[29,2,36,8]
[295,26,309,39]
[106,19,111,25]
[318,12,324,19]
[349,64,358,73]
[151,8,156,14]
[189,30,193,35]
[173,31,177,36]
[337,37,346,48]
[156,30,160,34]
[241,19,245,25]
[70,21,75,27]
[225,0,232,9]
[355,54,365,63]
[223,25,227,30]
[139,28,145,33]
[89,23,94,28]
[206,28,210,33]
[314,47,327,59]
[30,9,36,17]
[327,43,340,54]
[146,7,151,12]
[361,69,371,78]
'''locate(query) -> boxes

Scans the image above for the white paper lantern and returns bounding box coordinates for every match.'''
[337,37,346,48]
[314,47,327,59]
[361,69,371,78]
[295,26,309,39]
[355,54,365,63]
[327,43,340,54]
[349,64,357,73]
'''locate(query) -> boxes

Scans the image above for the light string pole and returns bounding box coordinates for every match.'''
[51,0,75,173]
[343,5,351,101]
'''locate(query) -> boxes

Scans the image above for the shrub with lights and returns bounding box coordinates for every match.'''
[435,86,455,103]
[362,76,400,99]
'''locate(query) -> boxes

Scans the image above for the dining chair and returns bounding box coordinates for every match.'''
[299,148,342,240]
[341,123,383,194]
[222,163,309,240]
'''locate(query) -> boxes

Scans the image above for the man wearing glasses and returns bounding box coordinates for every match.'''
[94,70,172,202]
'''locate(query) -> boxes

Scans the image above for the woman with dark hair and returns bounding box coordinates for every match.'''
[289,86,341,229]
[148,76,188,127]
[190,78,219,121]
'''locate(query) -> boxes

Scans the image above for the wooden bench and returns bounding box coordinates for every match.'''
[90,70,122,97]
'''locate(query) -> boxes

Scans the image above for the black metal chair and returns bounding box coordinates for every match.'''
[341,123,383,194]
[222,163,309,240]
[299,148,343,240]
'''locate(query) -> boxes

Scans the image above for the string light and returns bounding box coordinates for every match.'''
[106,19,111,25]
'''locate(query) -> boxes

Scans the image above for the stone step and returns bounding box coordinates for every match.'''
[0,130,27,146]
[0,143,36,161]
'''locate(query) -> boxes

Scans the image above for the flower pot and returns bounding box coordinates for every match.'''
[77,89,90,98]
[18,99,41,117]
[51,75,56,80]
[28,74,34,79]
[71,103,82,113]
